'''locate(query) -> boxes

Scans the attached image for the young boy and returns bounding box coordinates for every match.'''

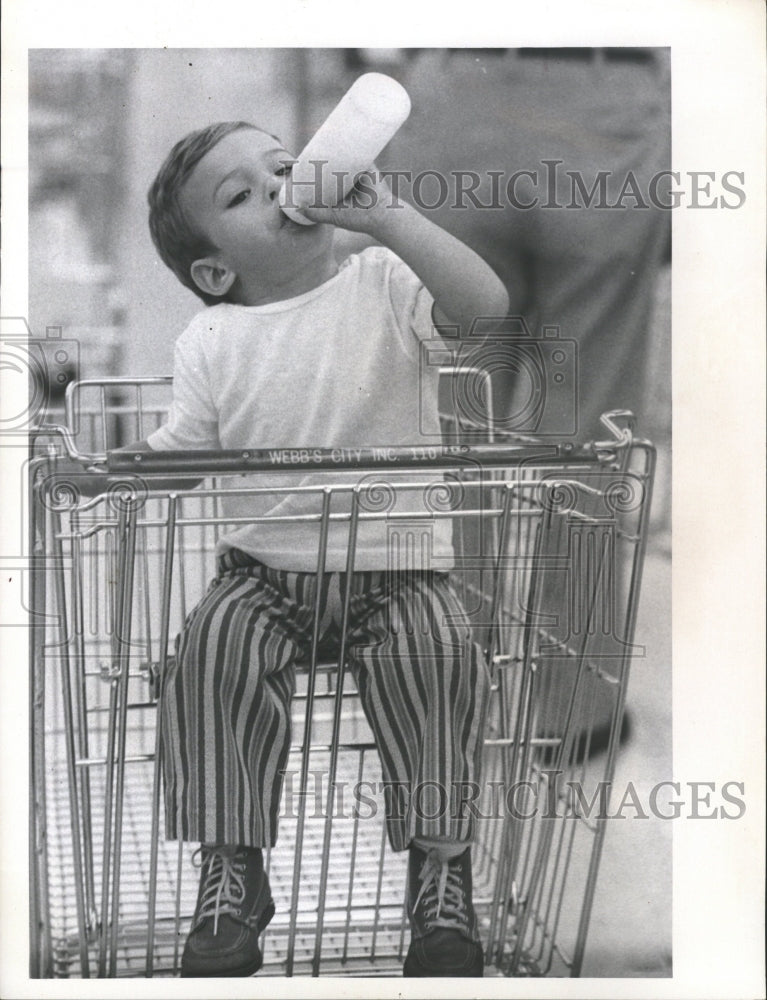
[143,119,509,978]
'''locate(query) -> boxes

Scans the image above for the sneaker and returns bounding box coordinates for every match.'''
[180,844,275,978]
[403,845,484,977]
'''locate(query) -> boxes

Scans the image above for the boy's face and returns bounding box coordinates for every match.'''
[179,128,333,304]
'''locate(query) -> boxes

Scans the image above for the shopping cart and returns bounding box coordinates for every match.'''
[29,375,655,979]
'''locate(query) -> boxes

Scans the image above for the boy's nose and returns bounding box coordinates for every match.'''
[266,173,282,201]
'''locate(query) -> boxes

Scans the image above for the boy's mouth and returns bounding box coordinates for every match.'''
[279,211,305,231]
[277,200,319,231]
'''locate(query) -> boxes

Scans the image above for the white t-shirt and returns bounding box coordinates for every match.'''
[147,247,454,572]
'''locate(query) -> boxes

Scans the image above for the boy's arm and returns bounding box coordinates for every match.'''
[303,170,509,332]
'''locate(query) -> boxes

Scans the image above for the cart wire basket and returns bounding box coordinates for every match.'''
[29,374,655,978]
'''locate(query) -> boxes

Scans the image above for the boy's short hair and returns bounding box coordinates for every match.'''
[148,121,264,305]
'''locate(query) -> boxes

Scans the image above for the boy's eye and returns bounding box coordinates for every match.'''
[226,189,251,208]
[275,162,293,177]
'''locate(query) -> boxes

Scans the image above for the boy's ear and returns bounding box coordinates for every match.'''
[190,256,237,298]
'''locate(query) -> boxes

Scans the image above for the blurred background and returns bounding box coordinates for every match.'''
[28,47,672,976]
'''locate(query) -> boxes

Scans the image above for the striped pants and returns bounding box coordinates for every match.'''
[161,548,490,852]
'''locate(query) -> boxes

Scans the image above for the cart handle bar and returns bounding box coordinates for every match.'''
[104,441,601,475]
[34,411,635,473]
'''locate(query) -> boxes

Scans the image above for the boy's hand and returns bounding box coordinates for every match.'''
[304,161,510,332]
[300,166,401,237]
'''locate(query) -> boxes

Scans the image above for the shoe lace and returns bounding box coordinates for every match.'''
[413,850,469,932]
[192,846,247,935]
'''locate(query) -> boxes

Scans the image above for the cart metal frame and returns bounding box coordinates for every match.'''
[29,376,655,978]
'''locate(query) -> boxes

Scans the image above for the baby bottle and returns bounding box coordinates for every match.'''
[278,72,411,225]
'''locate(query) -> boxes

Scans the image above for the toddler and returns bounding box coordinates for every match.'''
[142,119,509,977]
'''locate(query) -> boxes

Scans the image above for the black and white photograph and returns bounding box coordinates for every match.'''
[1,3,764,997]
